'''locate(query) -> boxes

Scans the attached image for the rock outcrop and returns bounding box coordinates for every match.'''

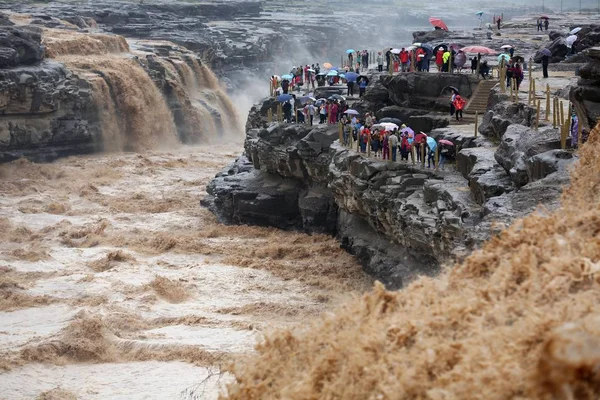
[570,46,600,130]
[0,25,44,68]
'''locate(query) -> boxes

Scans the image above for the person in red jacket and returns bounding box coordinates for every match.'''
[453,95,466,122]
[435,48,444,73]
[400,48,409,72]
[416,48,426,71]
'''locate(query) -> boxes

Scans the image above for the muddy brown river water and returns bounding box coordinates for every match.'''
[0,144,370,399]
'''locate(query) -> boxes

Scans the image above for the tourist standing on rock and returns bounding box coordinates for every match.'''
[453,94,465,122]
[506,60,514,88]
[363,50,369,70]
[347,80,354,97]
[386,48,392,71]
[348,52,354,68]
[382,132,389,160]
[281,79,290,94]
[359,79,367,97]
[570,111,579,148]
[329,101,338,124]
[496,16,501,30]
[304,103,315,126]
[388,130,399,161]
[470,57,477,74]
[436,47,444,72]
[400,48,409,72]
[400,134,410,161]
[439,144,448,170]
[536,19,542,31]
[319,103,327,124]
[541,52,549,78]
[376,52,383,72]
[315,63,320,74]
[427,141,436,168]
[544,18,549,31]
[442,49,451,72]
[283,101,292,122]
[513,63,524,90]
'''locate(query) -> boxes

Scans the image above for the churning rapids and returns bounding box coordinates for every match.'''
[0,145,370,399]
[0,17,370,400]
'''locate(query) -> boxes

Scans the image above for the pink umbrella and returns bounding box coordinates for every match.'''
[429,17,449,31]
[415,132,428,143]
[438,139,455,146]
[460,46,497,55]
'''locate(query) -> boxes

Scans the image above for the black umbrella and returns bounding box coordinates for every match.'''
[379,117,403,126]
[357,75,370,85]
[328,94,346,101]
[435,44,448,52]
[441,85,460,95]
[512,55,525,63]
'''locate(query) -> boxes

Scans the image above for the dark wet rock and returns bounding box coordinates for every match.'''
[479,88,537,140]
[534,37,569,63]
[0,25,44,68]
[382,72,479,112]
[375,106,427,122]
[494,125,562,188]
[526,149,574,182]
[0,61,100,162]
[570,46,600,130]
[412,29,449,43]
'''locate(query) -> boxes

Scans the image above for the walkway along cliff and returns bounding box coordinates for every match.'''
[203,70,578,288]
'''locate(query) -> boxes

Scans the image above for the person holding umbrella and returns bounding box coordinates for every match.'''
[541,48,550,78]
[436,47,444,72]
[376,52,383,72]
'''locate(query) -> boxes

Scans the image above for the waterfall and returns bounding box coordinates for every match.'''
[65,55,179,152]
[42,29,241,152]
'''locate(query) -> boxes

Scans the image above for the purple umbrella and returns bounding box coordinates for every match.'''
[540,48,551,57]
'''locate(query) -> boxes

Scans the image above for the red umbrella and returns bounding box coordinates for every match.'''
[540,15,550,19]
[429,17,449,31]
[439,139,455,146]
[415,132,428,143]
[460,46,497,55]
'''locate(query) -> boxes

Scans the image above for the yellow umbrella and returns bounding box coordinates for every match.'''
[323,62,333,68]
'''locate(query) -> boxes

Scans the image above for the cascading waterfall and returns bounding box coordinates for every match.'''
[42,29,240,151]
[64,55,179,151]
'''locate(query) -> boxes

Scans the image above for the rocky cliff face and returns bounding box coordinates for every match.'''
[570,47,600,131]
[204,72,575,288]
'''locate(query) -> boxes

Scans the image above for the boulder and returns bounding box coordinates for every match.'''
[382,72,478,112]
[526,149,574,182]
[570,47,600,130]
[412,29,449,43]
[0,25,44,68]
[479,89,537,140]
[375,106,427,122]
[534,37,568,64]
[494,125,561,188]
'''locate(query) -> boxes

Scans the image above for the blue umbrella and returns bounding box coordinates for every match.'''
[345,72,359,82]
[326,70,338,77]
[540,48,551,57]
[426,137,437,151]
[277,94,293,102]
[338,73,346,79]
[476,11,484,16]
[330,67,339,71]
[281,74,293,80]
[346,49,355,54]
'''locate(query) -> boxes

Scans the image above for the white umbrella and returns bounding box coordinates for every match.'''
[566,35,578,46]
[412,42,422,47]
[407,45,417,51]
[501,44,513,49]
[372,122,399,131]
[344,109,360,115]
[391,48,401,54]
[570,27,582,35]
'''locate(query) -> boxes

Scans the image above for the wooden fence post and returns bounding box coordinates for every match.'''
[560,101,565,127]
[267,108,272,123]
[434,146,439,171]
[421,143,425,168]
[528,78,533,105]
[338,122,343,144]
[535,100,541,131]
[545,84,551,121]
[411,145,415,165]
[560,119,567,149]
[474,111,479,137]
[367,132,371,157]
[514,78,519,103]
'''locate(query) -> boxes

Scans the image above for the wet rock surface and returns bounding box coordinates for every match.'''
[204,78,575,286]
[0,25,44,68]
[0,61,100,162]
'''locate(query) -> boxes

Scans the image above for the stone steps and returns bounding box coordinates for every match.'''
[465,80,499,115]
